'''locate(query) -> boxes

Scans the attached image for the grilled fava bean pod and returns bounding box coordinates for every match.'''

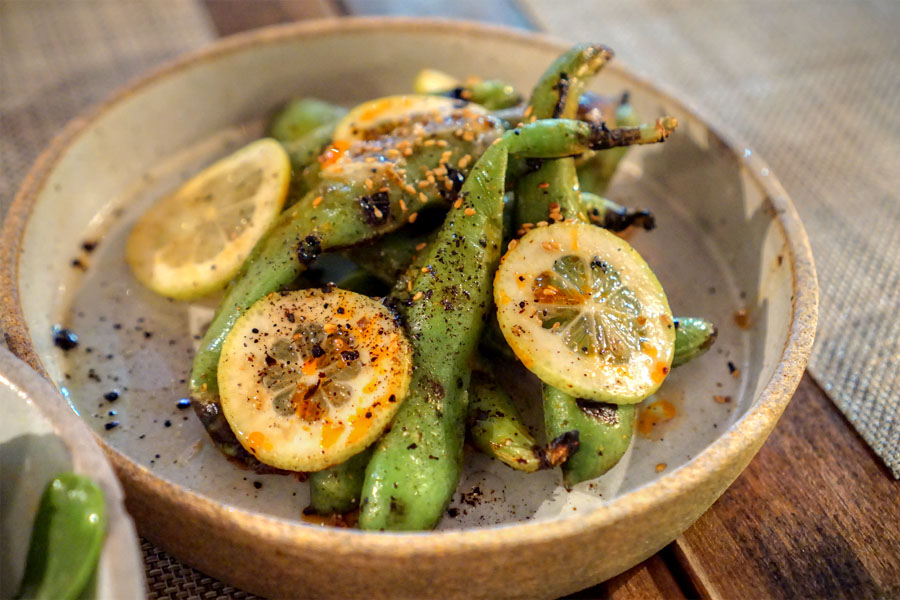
[511,48,674,487]
[359,118,622,529]
[190,103,503,469]
[576,92,641,196]
[17,474,106,600]
[581,192,656,232]
[543,385,635,488]
[359,137,510,531]
[414,68,522,110]
[515,44,614,226]
[306,362,577,518]
[467,366,579,472]
[307,446,375,515]
[267,98,348,144]
[673,317,718,367]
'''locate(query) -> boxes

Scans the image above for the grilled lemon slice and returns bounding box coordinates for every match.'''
[494,222,675,403]
[331,94,486,143]
[126,138,289,300]
[218,288,412,472]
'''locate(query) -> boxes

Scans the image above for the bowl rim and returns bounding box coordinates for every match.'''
[0,346,146,597]
[0,16,817,553]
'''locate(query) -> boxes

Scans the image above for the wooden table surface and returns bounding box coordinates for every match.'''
[200,2,899,598]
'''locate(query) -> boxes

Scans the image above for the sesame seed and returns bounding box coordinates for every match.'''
[312,196,323,208]
[453,198,463,209]
[415,242,427,251]
[419,192,428,202]
[421,266,430,273]
[408,212,418,223]
[323,323,337,334]
[373,207,383,219]
[656,463,667,472]
[507,239,518,250]
[537,221,549,227]
[464,207,477,216]
[538,182,550,189]
[399,199,407,212]
[412,291,423,301]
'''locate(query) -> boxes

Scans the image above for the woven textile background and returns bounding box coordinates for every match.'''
[521,0,900,477]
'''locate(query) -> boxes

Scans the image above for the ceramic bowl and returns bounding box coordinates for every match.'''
[0,18,817,599]
[0,347,145,598]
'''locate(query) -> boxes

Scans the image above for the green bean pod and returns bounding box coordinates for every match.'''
[345,228,435,285]
[267,98,347,144]
[581,191,655,232]
[576,92,641,196]
[281,124,336,204]
[190,113,504,469]
[359,139,510,530]
[359,118,630,529]
[17,473,106,600]
[467,368,579,472]
[443,80,522,110]
[673,317,718,367]
[543,386,636,488]
[306,447,374,515]
[513,47,677,488]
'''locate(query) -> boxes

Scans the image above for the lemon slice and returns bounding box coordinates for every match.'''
[218,288,413,472]
[412,68,460,94]
[331,94,486,143]
[494,222,675,403]
[126,138,289,299]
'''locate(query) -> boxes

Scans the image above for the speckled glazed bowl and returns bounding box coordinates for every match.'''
[1,18,817,599]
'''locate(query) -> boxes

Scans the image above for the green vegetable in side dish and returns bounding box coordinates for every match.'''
[17,473,106,600]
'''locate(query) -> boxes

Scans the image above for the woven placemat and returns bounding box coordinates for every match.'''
[521,0,900,477]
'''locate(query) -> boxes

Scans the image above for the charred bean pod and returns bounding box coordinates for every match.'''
[673,317,718,367]
[543,385,636,488]
[307,447,375,515]
[190,113,503,468]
